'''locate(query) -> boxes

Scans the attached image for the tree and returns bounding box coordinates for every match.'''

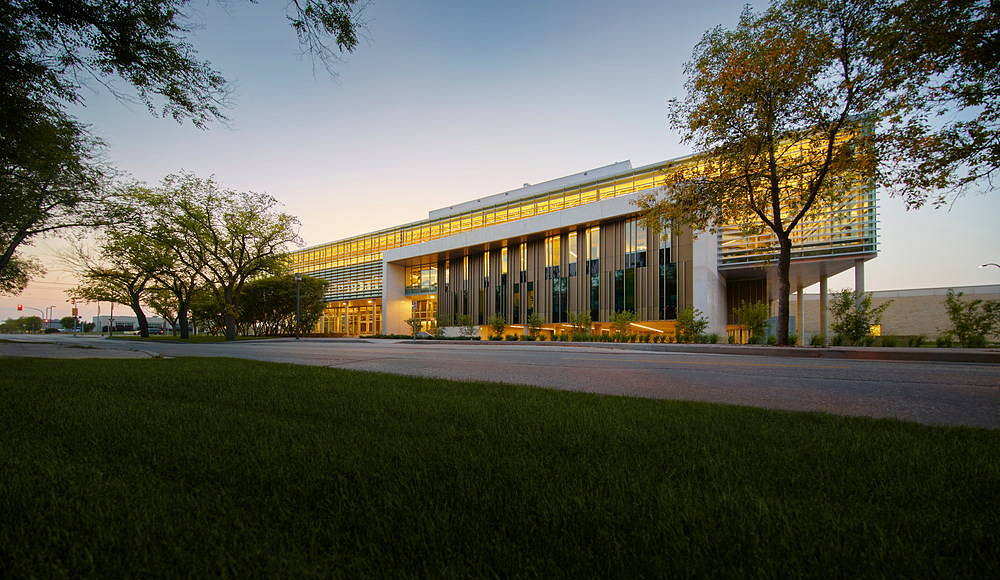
[488,315,507,339]
[159,174,302,340]
[611,310,636,337]
[240,274,326,336]
[733,301,770,344]
[568,311,593,339]
[68,234,155,337]
[830,289,890,345]
[1,1,365,129]
[868,0,998,205]
[675,307,709,343]
[942,289,999,348]
[457,314,477,339]
[526,313,544,338]
[146,287,179,335]
[405,318,424,339]
[639,1,884,345]
[59,316,77,330]
[1,1,365,291]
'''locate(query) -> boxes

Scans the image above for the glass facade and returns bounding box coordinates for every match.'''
[567,231,578,277]
[404,263,437,296]
[544,235,561,280]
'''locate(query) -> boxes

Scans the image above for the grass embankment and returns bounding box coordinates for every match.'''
[0,357,997,577]
[107,335,281,343]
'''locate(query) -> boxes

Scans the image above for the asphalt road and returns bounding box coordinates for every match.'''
[5,335,999,428]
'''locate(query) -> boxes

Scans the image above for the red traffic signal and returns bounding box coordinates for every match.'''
[17,304,23,311]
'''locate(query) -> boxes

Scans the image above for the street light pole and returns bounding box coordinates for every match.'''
[294,273,302,340]
[980,263,1000,269]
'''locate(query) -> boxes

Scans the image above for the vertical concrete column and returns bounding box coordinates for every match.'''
[795,285,804,345]
[819,274,828,345]
[691,231,728,336]
[382,261,411,336]
[854,259,865,306]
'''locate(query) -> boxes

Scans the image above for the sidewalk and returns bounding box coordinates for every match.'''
[396,339,1000,364]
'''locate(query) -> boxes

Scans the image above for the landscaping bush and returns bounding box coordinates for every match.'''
[766,335,777,346]
[936,335,953,348]
[787,333,798,346]
[810,334,825,347]
[830,289,890,346]
[880,336,898,347]
[908,335,926,347]
[676,307,710,343]
[942,289,999,348]
[733,301,769,345]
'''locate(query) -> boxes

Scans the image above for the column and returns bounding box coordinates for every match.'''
[795,285,804,345]
[854,259,865,306]
[819,273,828,345]
[381,261,411,336]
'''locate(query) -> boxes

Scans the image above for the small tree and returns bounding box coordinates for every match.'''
[526,313,544,338]
[676,307,709,343]
[457,314,477,339]
[733,301,769,344]
[568,311,593,340]
[830,289,890,346]
[405,318,424,339]
[488,315,507,339]
[611,310,636,337]
[942,289,999,348]
[59,316,77,329]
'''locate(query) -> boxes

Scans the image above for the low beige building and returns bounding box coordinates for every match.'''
[794,284,1000,340]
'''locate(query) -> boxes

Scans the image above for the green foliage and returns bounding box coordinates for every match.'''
[0,316,43,333]
[488,315,507,338]
[880,336,898,348]
[457,315,476,338]
[810,334,825,347]
[675,307,709,343]
[935,335,954,348]
[240,274,326,336]
[942,289,999,348]
[404,318,424,338]
[610,310,636,336]
[830,289,890,346]
[568,311,593,339]
[734,301,770,344]
[907,335,926,348]
[526,313,544,337]
[59,316,77,329]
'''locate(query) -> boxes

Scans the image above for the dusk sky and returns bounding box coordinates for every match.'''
[4,0,998,321]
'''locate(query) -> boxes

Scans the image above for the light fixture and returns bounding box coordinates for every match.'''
[979,263,1000,268]
[630,322,664,333]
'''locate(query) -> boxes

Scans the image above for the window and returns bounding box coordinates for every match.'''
[526,281,535,318]
[590,270,600,321]
[586,226,600,275]
[483,250,490,288]
[519,242,527,282]
[567,231,578,277]
[659,228,676,319]
[545,235,561,280]
[552,277,568,323]
[513,282,521,323]
[625,218,647,268]
[404,263,437,295]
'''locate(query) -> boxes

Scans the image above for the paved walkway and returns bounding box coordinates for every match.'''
[3,335,998,428]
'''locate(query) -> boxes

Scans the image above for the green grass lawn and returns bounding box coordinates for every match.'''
[0,357,997,577]
[107,335,281,343]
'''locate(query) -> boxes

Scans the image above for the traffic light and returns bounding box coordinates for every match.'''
[17,304,22,311]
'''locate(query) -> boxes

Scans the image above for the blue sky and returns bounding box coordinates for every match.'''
[5,0,998,319]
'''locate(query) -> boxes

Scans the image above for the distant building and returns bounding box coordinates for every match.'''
[794,284,1000,341]
[91,316,173,333]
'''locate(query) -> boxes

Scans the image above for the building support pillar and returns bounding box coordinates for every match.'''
[819,273,828,345]
[381,261,411,336]
[854,259,865,306]
[795,285,804,346]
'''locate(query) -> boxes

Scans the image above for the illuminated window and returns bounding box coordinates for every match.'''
[567,231,578,277]
[625,218,647,268]
[544,235,561,280]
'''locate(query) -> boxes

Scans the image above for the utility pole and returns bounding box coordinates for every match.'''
[294,273,302,340]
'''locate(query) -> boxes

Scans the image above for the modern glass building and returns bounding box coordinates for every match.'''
[289,149,876,341]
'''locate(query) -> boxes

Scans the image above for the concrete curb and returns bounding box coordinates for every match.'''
[397,339,1000,364]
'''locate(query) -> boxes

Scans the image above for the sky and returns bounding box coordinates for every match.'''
[4,0,998,321]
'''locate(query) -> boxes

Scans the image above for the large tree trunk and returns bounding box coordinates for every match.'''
[130,295,150,338]
[775,236,793,346]
[223,312,238,341]
[177,303,190,339]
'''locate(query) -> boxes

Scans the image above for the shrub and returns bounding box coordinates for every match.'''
[733,301,769,344]
[457,315,477,339]
[488,315,507,339]
[610,310,636,337]
[676,307,709,343]
[907,335,926,347]
[526,313,544,338]
[830,289,890,346]
[942,289,999,348]
[787,333,798,346]
[404,318,424,339]
[810,333,826,347]
[880,335,898,347]
[704,333,720,344]
[935,335,953,348]
[568,311,593,340]
[830,334,844,346]
[766,334,777,346]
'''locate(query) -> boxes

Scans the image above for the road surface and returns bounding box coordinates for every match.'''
[3,335,998,428]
